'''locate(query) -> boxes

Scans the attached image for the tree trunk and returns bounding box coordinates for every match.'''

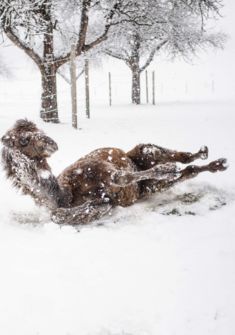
[40,5,59,123]
[85,59,90,119]
[129,33,141,105]
[70,44,78,129]
[131,66,141,104]
[40,64,59,123]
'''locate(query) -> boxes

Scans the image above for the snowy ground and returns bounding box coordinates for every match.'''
[1,51,235,334]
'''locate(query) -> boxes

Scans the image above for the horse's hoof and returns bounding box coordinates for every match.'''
[218,158,229,170]
[208,158,228,172]
[199,145,208,160]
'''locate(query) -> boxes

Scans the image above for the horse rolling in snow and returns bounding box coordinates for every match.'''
[1,119,228,225]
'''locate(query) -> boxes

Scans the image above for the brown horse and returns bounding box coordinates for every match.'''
[1,119,227,224]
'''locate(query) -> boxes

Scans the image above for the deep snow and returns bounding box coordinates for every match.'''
[0,40,235,334]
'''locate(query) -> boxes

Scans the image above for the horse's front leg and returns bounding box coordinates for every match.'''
[112,163,179,186]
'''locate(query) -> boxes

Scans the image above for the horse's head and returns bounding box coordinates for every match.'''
[1,119,58,159]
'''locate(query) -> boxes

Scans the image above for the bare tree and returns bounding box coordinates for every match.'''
[0,0,131,122]
[104,0,226,104]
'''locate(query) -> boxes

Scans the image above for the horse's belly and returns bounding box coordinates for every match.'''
[112,184,140,207]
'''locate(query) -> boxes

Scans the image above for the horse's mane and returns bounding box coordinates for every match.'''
[13,119,38,132]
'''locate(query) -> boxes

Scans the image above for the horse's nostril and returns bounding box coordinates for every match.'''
[54,143,58,151]
[49,141,58,151]
[43,136,58,149]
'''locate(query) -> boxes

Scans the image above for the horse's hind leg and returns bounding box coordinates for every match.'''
[127,144,208,170]
[139,158,228,197]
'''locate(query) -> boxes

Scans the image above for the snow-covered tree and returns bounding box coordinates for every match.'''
[0,0,135,122]
[104,0,226,104]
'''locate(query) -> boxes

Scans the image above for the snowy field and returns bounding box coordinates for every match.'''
[1,45,235,334]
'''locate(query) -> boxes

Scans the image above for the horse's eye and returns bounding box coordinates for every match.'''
[19,137,30,146]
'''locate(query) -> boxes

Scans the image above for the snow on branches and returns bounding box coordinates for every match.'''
[103,0,226,103]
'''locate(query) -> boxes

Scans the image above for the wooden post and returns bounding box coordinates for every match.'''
[152,71,156,105]
[70,44,77,129]
[145,70,149,104]
[108,72,112,106]
[85,59,90,119]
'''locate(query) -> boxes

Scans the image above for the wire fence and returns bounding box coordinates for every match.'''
[0,66,232,123]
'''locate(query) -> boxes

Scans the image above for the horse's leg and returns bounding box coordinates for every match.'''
[127,144,209,169]
[113,158,227,187]
[51,201,112,225]
[139,158,228,196]
[113,162,179,186]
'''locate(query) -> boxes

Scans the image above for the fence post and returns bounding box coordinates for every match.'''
[108,72,112,106]
[85,59,90,119]
[152,71,156,105]
[145,70,149,103]
[70,43,77,129]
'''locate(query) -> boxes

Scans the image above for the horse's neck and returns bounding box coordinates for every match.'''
[2,148,71,210]
[2,148,55,207]
[34,156,51,171]
[2,148,35,184]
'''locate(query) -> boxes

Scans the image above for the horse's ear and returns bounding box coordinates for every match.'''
[1,134,14,147]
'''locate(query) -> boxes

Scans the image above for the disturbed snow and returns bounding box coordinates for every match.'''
[0,66,235,335]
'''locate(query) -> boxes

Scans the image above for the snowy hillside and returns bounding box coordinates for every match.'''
[0,57,235,335]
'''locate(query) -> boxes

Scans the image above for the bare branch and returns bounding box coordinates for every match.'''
[84,0,123,52]
[55,0,123,68]
[58,67,84,84]
[105,49,128,62]
[4,28,42,68]
[140,40,168,72]
[77,0,92,54]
